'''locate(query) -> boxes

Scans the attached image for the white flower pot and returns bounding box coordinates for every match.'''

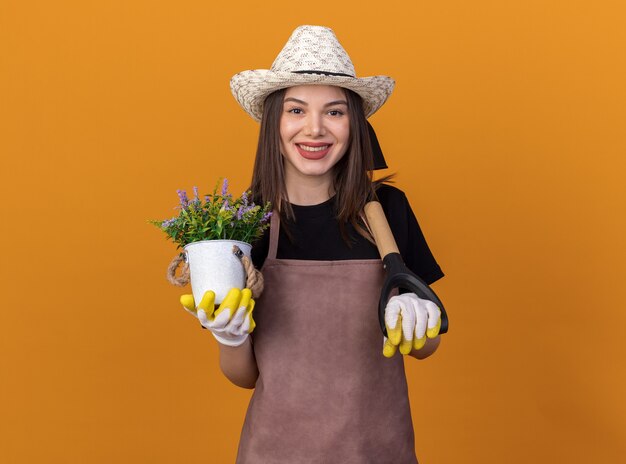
[183,240,252,305]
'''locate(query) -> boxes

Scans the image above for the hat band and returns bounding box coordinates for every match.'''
[292,70,355,78]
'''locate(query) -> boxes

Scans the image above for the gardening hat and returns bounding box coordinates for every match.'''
[230,25,395,123]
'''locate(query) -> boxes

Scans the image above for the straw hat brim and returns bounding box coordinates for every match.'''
[230,70,395,122]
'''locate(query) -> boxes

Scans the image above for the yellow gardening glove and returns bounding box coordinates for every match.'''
[383,293,441,358]
[180,288,256,347]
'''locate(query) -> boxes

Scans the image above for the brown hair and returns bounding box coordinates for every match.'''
[250,86,390,244]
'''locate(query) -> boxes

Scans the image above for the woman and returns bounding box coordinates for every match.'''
[182,25,444,463]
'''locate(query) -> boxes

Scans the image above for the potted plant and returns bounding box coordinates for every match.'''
[152,179,272,304]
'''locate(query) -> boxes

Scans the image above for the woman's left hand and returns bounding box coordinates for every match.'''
[383,293,441,358]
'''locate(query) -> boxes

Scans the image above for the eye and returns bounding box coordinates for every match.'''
[328,109,345,116]
[287,107,303,114]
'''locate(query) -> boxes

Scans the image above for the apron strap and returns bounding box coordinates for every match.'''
[268,209,281,260]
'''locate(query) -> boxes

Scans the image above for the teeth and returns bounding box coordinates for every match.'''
[298,144,329,152]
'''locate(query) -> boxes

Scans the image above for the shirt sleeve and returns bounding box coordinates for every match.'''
[377,184,445,285]
[250,229,270,270]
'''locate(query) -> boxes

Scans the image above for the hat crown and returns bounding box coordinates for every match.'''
[270,25,356,77]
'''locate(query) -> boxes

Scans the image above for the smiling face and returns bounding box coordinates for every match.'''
[279,85,351,187]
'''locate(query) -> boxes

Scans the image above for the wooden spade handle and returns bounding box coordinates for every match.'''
[364,201,399,257]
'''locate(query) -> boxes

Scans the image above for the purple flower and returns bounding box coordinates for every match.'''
[176,189,188,207]
[193,186,199,199]
[261,211,273,223]
[241,191,249,207]
[221,178,229,196]
[237,206,244,220]
[161,218,177,228]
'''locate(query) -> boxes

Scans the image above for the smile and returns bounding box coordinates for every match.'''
[297,144,331,152]
[295,143,332,160]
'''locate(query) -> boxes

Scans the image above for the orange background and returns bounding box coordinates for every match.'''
[1,1,625,462]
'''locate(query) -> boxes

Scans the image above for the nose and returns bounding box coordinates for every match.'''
[304,113,326,137]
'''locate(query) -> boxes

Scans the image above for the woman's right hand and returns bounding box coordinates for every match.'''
[180,288,256,347]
